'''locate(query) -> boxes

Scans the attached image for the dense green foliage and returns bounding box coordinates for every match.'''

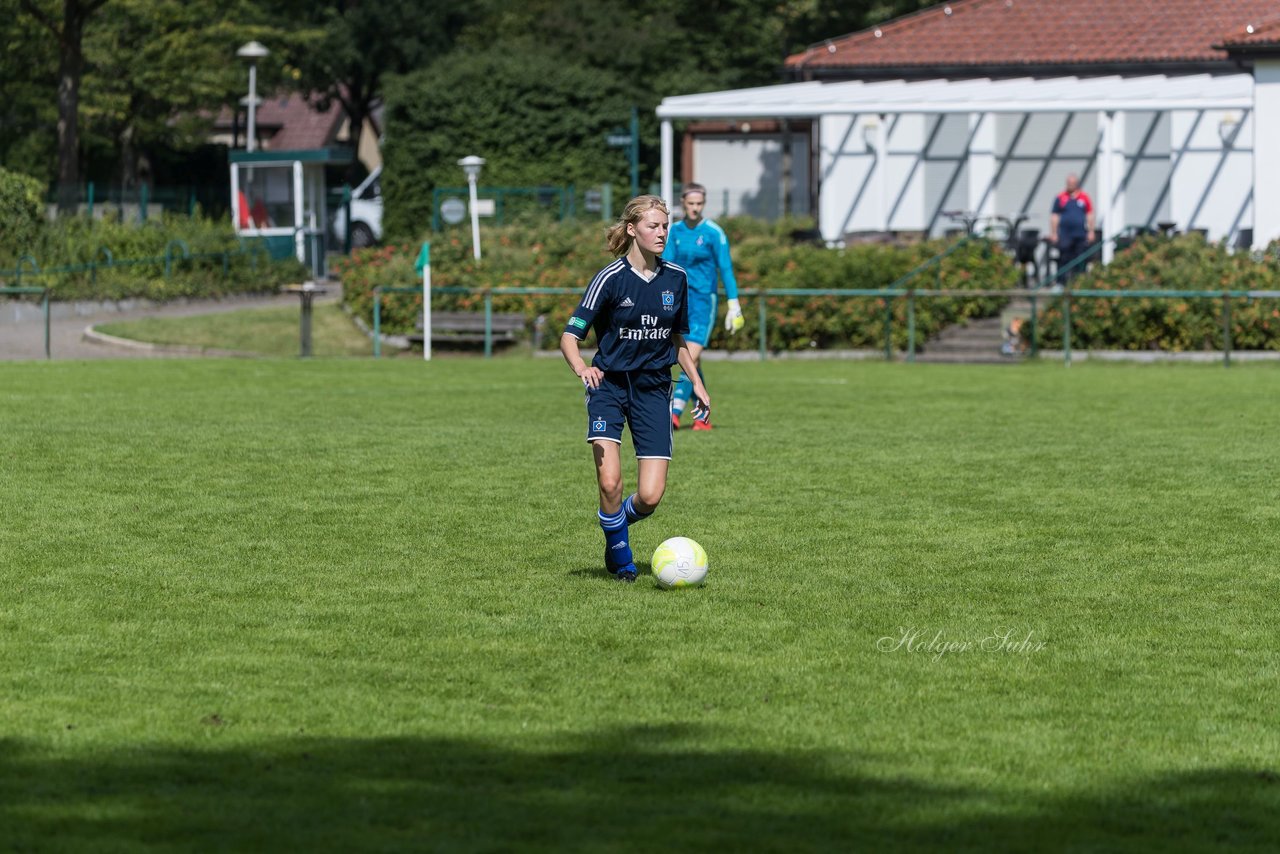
[2,0,931,198]
[3,216,307,300]
[0,166,46,264]
[381,51,635,238]
[2,358,1278,850]
[336,219,1016,352]
[1025,235,1280,351]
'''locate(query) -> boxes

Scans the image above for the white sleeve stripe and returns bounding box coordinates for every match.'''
[706,221,728,244]
[584,260,625,310]
[583,259,623,309]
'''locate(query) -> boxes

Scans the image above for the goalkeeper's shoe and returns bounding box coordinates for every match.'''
[692,418,713,431]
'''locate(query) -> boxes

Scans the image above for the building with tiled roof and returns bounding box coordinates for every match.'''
[657,0,1280,252]
[1218,16,1280,52]
[786,0,1280,78]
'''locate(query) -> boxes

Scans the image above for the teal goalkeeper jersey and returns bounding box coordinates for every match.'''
[662,218,739,299]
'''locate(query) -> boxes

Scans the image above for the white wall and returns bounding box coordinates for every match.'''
[1250,60,1280,248]
[814,106,1254,245]
[690,133,810,220]
[1169,108,1254,242]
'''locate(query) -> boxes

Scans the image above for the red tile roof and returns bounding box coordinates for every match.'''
[1219,15,1280,48]
[786,0,1280,76]
[212,92,344,151]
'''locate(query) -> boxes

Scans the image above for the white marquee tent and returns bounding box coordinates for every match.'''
[658,67,1280,253]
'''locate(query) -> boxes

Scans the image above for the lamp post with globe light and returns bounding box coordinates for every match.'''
[237,41,270,152]
[458,155,485,261]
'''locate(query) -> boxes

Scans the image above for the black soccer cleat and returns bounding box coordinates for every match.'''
[614,564,638,583]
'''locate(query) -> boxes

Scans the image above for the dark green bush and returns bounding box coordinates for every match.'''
[337,219,1018,352]
[1025,235,1280,351]
[2,215,308,300]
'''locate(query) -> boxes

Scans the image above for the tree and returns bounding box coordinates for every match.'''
[81,0,294,191]
[381,48,635,236]
[281,0,473,183]
[0,0,59,185]
[18,0,108,212]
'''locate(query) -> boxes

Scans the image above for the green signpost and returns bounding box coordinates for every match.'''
[605,106,640,198]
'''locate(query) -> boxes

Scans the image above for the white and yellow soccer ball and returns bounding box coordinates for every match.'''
[651,537,708,589]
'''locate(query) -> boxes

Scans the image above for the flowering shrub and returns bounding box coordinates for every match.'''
[1024,235,1280,351]
[337,219,1019,351]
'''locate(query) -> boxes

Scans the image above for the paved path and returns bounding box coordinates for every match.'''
[0,288,342,361]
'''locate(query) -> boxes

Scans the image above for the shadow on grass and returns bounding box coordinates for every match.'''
[567,561,655,583]
[2,726,1277,851]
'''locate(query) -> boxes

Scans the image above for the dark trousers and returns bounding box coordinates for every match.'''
[1056,235,1090,282]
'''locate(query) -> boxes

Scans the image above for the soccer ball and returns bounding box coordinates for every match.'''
[651,537,708,589]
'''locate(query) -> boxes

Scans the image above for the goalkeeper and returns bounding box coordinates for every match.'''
[662,183,743,431]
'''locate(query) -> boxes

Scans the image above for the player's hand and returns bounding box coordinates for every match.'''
[577,366,603,390]
[690,387,711,421]
[724,298,745,334]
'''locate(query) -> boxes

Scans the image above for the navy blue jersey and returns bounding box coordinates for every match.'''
[564,256,690,372]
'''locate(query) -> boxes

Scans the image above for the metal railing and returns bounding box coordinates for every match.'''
[368,281,1280,368]
[0,238,284,359]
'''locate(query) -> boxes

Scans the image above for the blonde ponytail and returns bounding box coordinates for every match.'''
[605,194,670,256]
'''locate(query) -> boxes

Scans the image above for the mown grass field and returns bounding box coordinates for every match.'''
[95,303,373,358]
[2,357,1278,851]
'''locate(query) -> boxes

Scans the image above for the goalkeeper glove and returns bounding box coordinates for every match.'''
[724,298,744,334]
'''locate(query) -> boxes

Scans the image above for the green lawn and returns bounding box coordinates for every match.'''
[1,358,1277,851]
[95,303,373,357]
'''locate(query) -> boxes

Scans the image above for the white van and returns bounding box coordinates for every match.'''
[331,166,383,248]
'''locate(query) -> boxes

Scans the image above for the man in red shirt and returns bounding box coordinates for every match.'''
[1048,174,1095,283]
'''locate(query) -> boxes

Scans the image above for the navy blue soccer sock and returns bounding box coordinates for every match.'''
[598,507,633,569]
[622,493,654,525]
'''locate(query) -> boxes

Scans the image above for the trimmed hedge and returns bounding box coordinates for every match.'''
[1024,235,1280,351]
[0,167,45,265]
[336,219,1018,352]
[1,215,308,301]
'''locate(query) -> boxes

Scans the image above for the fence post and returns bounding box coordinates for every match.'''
[1063,288,1072,368]
[484,289,494,359]
[140,184,149,224]
[87,182,94,219]
[164,240,190,278]
[16,255,39,287]
[343,184,353,254]
[1029,294,1039,357]
[1222,292,1232,368]
[373,287,382,359]
[43,288,51,359]
[907,289,917,362]
[757,290,767,360]
[883,300,893,361]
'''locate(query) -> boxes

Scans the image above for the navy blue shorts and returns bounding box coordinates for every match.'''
[585,369,674,459]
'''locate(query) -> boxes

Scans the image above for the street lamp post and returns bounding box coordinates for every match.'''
[236,41,270,152]
[458,155,485,262]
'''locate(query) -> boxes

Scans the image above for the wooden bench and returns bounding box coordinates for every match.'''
[408,310,526,346]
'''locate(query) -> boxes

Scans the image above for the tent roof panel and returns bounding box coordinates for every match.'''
[656,73,1254,119]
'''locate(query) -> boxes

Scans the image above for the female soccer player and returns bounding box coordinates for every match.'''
[662,183,743,430]
[560,195,710,583]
